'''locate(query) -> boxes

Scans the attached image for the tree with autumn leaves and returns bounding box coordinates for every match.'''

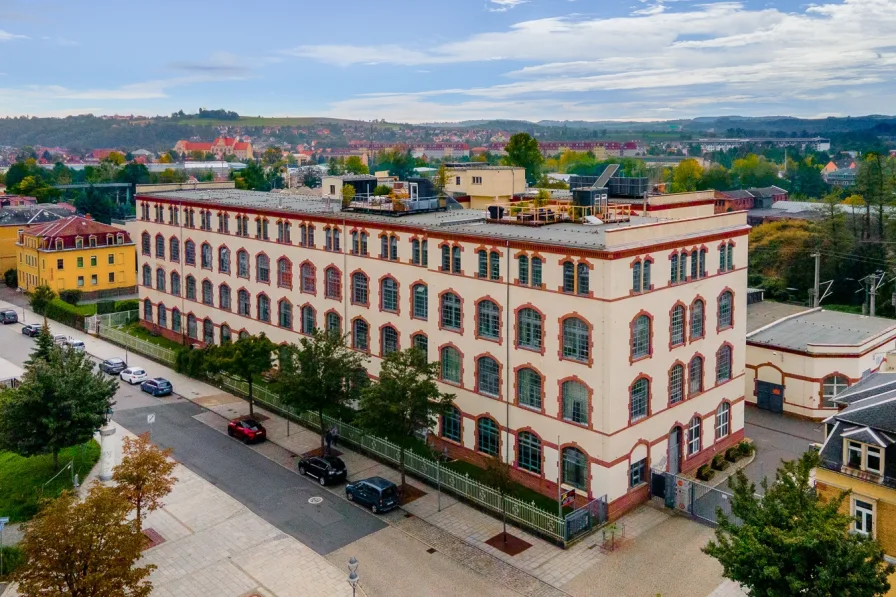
[113,434,177,532]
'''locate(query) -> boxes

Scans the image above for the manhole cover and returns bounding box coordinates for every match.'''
[308,496,323,504]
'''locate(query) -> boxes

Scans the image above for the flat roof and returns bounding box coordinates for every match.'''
[748,306,896,351]
[747,300,811,334]
[137,189,743,251]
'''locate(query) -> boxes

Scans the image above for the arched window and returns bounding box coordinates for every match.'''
[141,232,150,256]
[669,364,684,404]
[380,234,388,259]
[441,406,461,441]
[691,299,705,339]
[201,243,212,269]
[477,300,499,340]
[517,368,542,410]
[517,432,542,474]
[689,356,704,395]
[632,261,642,293]
[643,260,652,288]
[441,293,461,331]
[411,239,421,264]
[219,284,231,310]
[630,377,649,422]
[279,259,294,289]
[203,319,214,344]
[562,380,588,425]
[143,299,152,322]
[155,268,166,292]
[718,291,733,329]
[412,333,428,355]
[381,278,398,312]
[389,235,398,260]
[631,315,651,359]
[221,325,231,344]
[823,375,850,407]
[301,305,315,334]
[489,251,500,280]
[562,317,589,362]
[157,304,167,328]
[142,264,151,287]
[170,271,181,296]
[452,246,461,273]
[155,234,165,259]
[562,447,587,490]
[185,275,196,300]
[169,237,180,262]
[687,416,702,455]
[351,272,368,305]
[476,356,500,397]
[562,262,575,293]
[352,319,369,351]
[185,240,195,265]
[237,250,249,278]
[172,309,181,333]
[670,253,679,284]
[202,280,213,306]
[477,418,499,456]
[516,307,544,350]
[301,263,317,293]
[187,314,197,339]
[412,284,428,319]
[324,267,341,299]
[326,312,342,334]
[441,245,451,271]
[518,255,529,285]
[440,346,461,383]
[239,330,249,340]
[531,257,542,286]
[256,254,270,283]
[218,247,230,273]
[715,403,730,439]
[237,289,250,316]
[381,325,398,355]
[716,345,732,382]
[678,252,687,283]
[279,300,293,329]
[671,305,685,346]
[577,263,589,295]
[690,249,698,280]
[257,295,271,322]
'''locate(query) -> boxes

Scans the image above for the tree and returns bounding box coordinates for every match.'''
[104,151,126,166]
[29,284,56,314]
[15,484,154,597]
[698,165,733,191]
[205,333,274,416]
[856,153,896,240]
[731,154,779,189]
[671,158,703,192]
[26,321,54,366]
[273,329,368,451]
[373,184,392,196]
[533,188,551,207]
[3,267,17,288]
[116,163,150,185]
[262,147,283,167]
[356,348,454,490]
[112,434,177,532]
[704,451,893,597]
[303,170,321,188]
[434,164,448,193]
[74,186,115,224]
[483,457,516,544]
[341,183,356,208]
[344,155,369,175]
[0,344,117,470]
[503,133,544,185]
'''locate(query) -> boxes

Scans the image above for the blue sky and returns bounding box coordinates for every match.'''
[1,0,894,121]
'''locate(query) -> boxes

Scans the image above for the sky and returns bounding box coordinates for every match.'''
[1,0,895,122]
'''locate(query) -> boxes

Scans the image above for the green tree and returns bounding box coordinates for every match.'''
[303,170,321,188]
[434,164,448,193]
[262,148,283,167]
[74,186,114,224]
[341,183,356,208]
[671,158,703,192]
[3,268,17,288]
[26,321,55,366]
[373,184,392,196]
[731,154,779,189]
[356,348,454,490]
[0,341,117,470]
[104,152,126,166]
[698,164,733,191]
[205,333,274,416]
[29,284,56,314]
[503,132,544,185]
[273,329,368,451]
[344,155,369,175]
[704,451,893,597]
[856,153,896,240]
[116,163,150,185]
[327,157,343,176]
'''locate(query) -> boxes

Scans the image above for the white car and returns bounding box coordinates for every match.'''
[53,334,69,345]
[120,367,148,385]
[64,339,86,352]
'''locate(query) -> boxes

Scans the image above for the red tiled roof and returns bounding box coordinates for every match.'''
[234,142,249,150]
[27,215,132,249]
[183,142,213,152]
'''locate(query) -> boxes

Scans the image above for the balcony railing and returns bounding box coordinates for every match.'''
[819,458,896,489]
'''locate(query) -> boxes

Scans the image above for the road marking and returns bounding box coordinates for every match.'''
[308,496,323,505]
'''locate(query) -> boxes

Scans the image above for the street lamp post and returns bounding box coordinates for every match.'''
[347,556,359,597]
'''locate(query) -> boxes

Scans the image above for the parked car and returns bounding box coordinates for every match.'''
[345,477,399,513]
[0,310,17,324]
[53,334,68,345]
[99,358,127,375]
[141,377,173,397]
[120,367,147,385]
[227,418,266,444]
[21,323,41,337]
[64,339,86,352]
[298,455,347,486]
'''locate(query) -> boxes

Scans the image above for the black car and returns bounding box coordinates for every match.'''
[345,476,399,513]
[0,310,18,324]
[21,323,41,337]
[99,358,127,375]
[298,455,347,486]
[140,378,173,397]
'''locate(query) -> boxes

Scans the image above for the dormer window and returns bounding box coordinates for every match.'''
[89,235,97,248]
[75,236,83,249]
[845,439,883,475]
[116,233,124,245]
[55,239,63,250]
[106,234,113,245]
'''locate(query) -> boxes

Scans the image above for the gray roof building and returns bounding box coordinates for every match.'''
[748,308,896,353]
[0,205,74,227]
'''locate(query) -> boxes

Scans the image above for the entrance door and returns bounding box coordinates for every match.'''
[668,427,682,474]
[756,381,784,413]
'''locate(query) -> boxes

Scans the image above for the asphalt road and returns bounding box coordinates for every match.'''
[0,321,386,556]
[741,405,825,492]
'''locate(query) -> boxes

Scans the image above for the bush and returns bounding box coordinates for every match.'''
[738,440,755,458]
[712,453,729,471]
[697,464,715,481]
[59,289,83,305]
[29,284,56,314]
[3,268,17,289]
[96,300,116,315]
[114,299,139,312]
[0,545,25,580]
[725,447,741,462]
[373,184,391,196]
[42,300,85,328]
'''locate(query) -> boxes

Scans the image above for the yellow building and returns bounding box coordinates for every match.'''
[443,165,527,209]
[17,215,137,297]
[816,372,896,594]
[0,205,72,272]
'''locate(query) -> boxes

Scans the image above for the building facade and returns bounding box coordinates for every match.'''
[0,205,72,272]
[443,165,527,209]
[17,215,136,297]
[134,189,748,518]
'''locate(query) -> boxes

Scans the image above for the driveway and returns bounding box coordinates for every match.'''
[740,406,824,492]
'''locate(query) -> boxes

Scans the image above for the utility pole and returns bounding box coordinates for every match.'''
[811,252,821,308]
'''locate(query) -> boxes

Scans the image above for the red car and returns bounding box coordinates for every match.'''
[227,418,266,444]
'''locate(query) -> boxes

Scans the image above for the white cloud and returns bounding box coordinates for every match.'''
[488,0,528,12]
[0,29,27,41]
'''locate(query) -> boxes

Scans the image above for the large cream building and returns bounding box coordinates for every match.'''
[135,188,748,518]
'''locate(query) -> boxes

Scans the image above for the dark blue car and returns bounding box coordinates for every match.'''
[141,377,173,397]
[345,476,399,513]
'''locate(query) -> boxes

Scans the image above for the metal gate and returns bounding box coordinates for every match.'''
[756,381,784,413]
[650,470,739,526]
[565,495,608,542]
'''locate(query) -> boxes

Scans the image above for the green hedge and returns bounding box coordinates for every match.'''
[96,300,116,315]
[114,299,139,312]
[0,545,25,580]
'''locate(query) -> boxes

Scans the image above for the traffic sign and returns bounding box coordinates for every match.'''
[147,413,156,425]
[561,488,576,507]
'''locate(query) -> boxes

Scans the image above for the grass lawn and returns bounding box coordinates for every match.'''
[119,321,184,352]
[50,298,96,316]
[0,440,100,522]
[445,459,573,516]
